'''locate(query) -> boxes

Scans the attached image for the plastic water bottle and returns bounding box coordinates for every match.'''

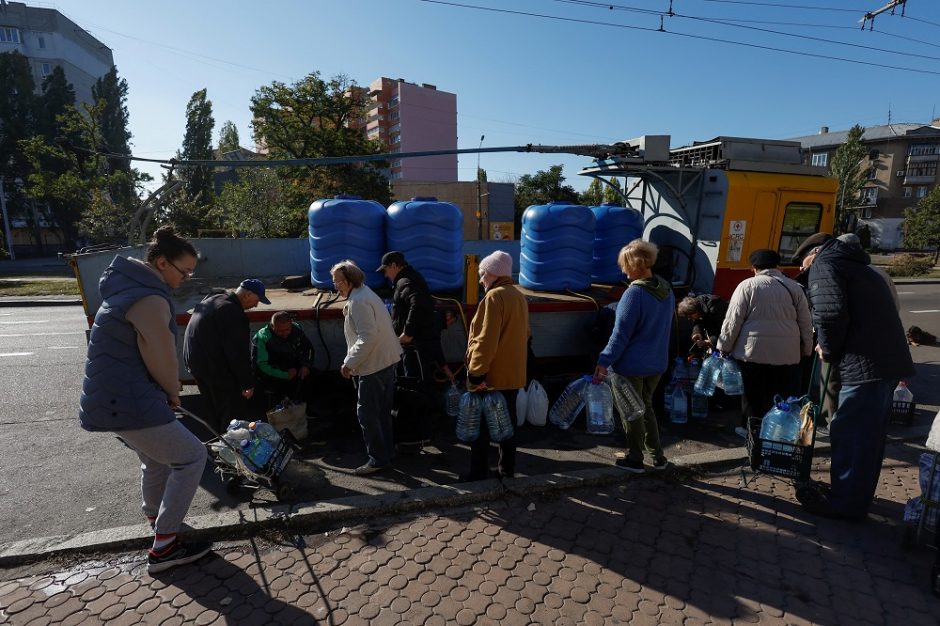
[688,358,701,386]
[759,397,801,443]
[482,392,514,442]
[585,381,615,435]
[240,437,274,471]
[227,419,250,432]
[694,353,721,396]
[691,392,709,420]
[250,421,281,445]
[893,381,913,404]
[720,357,744,396]
[445,383,461,418]
[456,392,482,442]
[670,386,688,424]
[611,376,645,422]
[548,376,590,430]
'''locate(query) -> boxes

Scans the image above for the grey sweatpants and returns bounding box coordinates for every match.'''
[117,420,208,535]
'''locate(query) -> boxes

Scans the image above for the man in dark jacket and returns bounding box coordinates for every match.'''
[377,251,448,384]
[183,279,269,431]
[676,293,728,357]
[252,311,315,405]
[801,238,914,519]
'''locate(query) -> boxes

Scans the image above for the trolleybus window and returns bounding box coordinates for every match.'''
[778,203,822,262]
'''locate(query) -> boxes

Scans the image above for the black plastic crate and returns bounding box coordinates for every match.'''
[891,400,916,426]
[746,417,814,481]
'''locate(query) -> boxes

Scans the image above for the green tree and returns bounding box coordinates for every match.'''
[179,89,215,201]
[216,168,304,238]
[0,51,37,179]
[579,178,604,206]
[250,72,390,206]
[37,67,75,141]
[603,177,624,205]
[514,165,580,234]
[829,124,868,235]
[218,120,240,154]
[92,66,139,207]
[902,186,940,263]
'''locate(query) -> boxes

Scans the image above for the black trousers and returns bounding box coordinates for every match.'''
[194,375,248,433]
[469,389,518,479]
[738,361,802,427]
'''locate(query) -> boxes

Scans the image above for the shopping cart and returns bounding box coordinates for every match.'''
[176,407,298,502]
[743,357,831,485]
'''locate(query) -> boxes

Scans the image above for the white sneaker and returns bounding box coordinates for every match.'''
[734,426,749,439]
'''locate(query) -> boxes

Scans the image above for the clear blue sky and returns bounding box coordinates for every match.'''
[48,0,940,192]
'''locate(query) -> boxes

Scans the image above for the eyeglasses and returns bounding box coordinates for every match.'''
[168,259,195,279]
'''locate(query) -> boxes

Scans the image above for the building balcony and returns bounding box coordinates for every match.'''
[907,153,939,163]
[904,175,936,185]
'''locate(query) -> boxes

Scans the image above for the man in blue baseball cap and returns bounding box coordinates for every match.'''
[183,278,270,431]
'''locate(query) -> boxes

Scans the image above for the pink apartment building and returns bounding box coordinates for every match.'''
[361,77,458,182]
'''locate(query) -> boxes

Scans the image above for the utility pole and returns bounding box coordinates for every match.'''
[0,177,15,261]
[476,134,485,240]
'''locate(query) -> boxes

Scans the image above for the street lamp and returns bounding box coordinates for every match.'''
[476,134,485,240]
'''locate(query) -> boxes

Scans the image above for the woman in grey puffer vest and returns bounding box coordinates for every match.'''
[79,225,212,574]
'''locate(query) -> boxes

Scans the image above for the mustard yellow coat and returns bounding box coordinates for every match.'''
[466,276,529,390]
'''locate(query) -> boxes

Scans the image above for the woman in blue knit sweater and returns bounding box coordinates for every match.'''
[593,240,675,473]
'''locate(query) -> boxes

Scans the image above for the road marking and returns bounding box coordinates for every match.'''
[0,320,49,324]
[48,346,80,350]
[0,331,84,338]
[896,291,915,295]
[909,310,940,314]
[0,352,34,357]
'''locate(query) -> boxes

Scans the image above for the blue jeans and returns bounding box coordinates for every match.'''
[828,378,897,518]
[354,364,397,467]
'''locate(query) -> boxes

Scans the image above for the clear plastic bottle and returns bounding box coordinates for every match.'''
[227,419,250,432]
[445,383,461,418]
[612,377,645,422]
[585,381,615,435]
[670,386,688,424]
[664,357,687,413]
[893,381,914,404]
[482,392,514,442]
[759,397,801,443]
[250,421,281,445]
[694,353,721,396]
[456,392,482,442]
[548,376,590,430]
[240,437,274,471]
[720,357,744,396]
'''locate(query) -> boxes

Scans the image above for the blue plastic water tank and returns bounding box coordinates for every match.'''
[386,197,464,291]
[519,201,595,291]
[590,203,644,283]
[308,195,386,289]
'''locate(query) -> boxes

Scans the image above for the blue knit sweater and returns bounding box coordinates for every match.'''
[597,275,675,377]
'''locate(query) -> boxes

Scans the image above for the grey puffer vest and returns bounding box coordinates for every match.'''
[79,256,178,432]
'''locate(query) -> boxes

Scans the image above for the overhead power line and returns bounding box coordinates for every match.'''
[417,0,940,76]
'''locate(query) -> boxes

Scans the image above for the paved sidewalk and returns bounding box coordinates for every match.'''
[1,440,936,625]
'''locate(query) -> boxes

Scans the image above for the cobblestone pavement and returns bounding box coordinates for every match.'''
[2,440,937,625]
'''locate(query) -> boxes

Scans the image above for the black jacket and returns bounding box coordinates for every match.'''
[807,239,913,384]
[691,294,728,345]
[182,292,255,389]
[391,265,439,342]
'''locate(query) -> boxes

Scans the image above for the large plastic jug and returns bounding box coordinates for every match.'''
[308,195,386,289]
[483,392,514,442]
[893,381,913,404]
[445,384,461,418]
[584,381,615,435]
[720,357,744,396]
[694,353,721,396]
[670,386,688,424]
[548,376,590,429]
[456,392,482,442]
[519,202,595,291]
[759,396,801,443]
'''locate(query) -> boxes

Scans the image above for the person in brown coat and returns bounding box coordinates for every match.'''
[464,250,529,480]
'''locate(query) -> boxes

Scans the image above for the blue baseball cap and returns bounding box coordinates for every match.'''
[239,278,271,304]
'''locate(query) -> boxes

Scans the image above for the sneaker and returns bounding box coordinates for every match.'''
[734,426,749,439]
[147,539,212,574]
[353,462,386,476]
[652,457,669,471]
[615,458,646,474]
[795,483,836,518]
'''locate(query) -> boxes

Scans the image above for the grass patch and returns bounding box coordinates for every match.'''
[0,278,80,296]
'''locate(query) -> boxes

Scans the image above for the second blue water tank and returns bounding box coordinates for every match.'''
[386,197,463,291]
[308,195,386,290]
[519,201,595,291]
[591,202,644,283]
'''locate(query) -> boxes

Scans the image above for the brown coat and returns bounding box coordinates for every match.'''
[466,276,529,390]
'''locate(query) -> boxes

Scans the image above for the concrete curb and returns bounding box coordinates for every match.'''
[0,297,82,307]
[1,423,931,568]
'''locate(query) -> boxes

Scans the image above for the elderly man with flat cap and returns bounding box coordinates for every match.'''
[183,278,270,432]
[717,249,813,438]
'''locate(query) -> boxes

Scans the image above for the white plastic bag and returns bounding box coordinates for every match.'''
[515,386,529,427]
[526,379,549,427]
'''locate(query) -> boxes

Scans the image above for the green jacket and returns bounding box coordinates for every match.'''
[252,322,314,380]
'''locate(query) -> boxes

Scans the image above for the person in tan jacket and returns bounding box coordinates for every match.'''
[465,250,529,480]
[717,248,813,438]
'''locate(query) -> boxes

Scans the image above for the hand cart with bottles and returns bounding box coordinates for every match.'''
[743,357,831,486]
[176,407,299,502]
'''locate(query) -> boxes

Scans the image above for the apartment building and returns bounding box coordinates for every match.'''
[352,77,458,182]
[0,1,113,104]
[790,120,940,249]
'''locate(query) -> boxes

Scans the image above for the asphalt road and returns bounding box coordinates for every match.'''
[0,285,938,545]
